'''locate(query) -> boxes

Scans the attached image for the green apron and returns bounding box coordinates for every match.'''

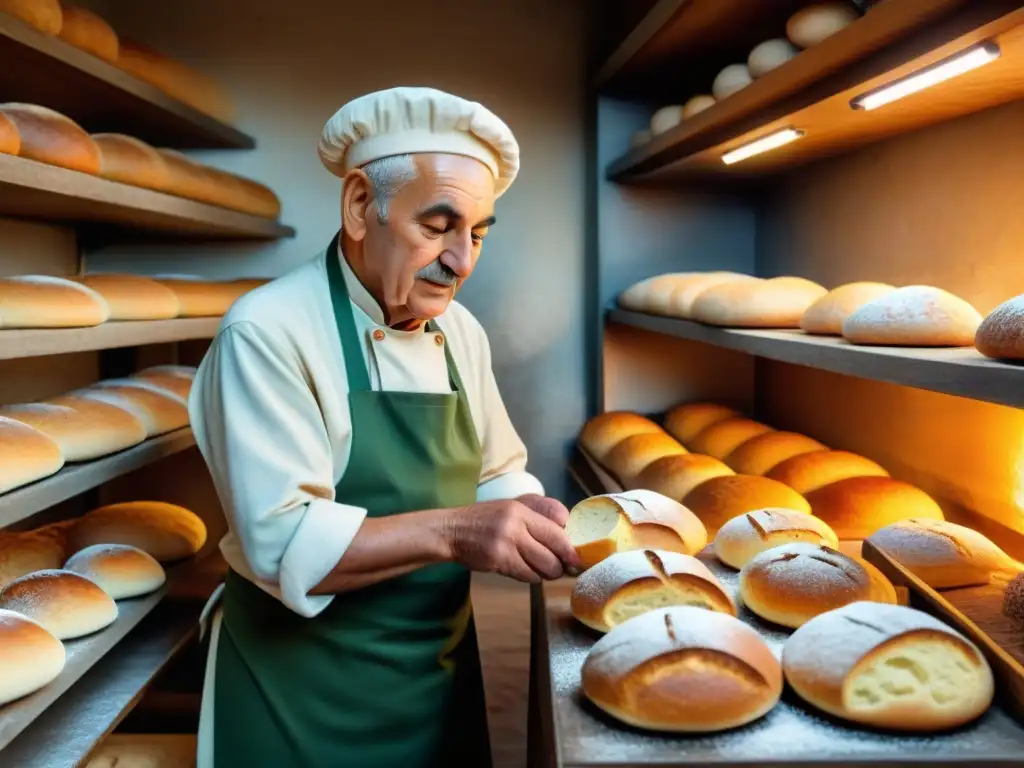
[213,233,493,768]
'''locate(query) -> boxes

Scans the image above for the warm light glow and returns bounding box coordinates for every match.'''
[721,128,804,165]
[851,42,1001,111]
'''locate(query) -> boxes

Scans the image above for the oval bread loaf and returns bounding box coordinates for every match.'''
[0,532,65,588]
[604,432,687,489]
[766,450,889,494]
[663,402,740,446]
[129,365,196,401]
[634,454,735,501]
[687,417,773,460]
[748,38,798,77]
[0,416,64,494]
[69,501,207,562]
[58,5,119,63]
[975,294,1024,361]
[682,95,715,119]
[714,508,839,570]
[806,476,943,539]
[0,275,110,329]
[0,609,65,706]
[842,286,983,347]
[691,276,827,328]
[0,112,18,156]
[800,282,896,335]
[71,273,181,321]
[683,475,811,536]
[786,2,860,49]
[64,379,188,437]
[0,399,146,462]
[152,275,239,318]
[712,64,752,100]
[617,273,703,314]
[723,431,827,476]
[64,543,167,599]
[91,134,171,192]
[645,273,709,316]
[0,0,63,35]
[0,569,117,639]
[650,106,683,136]
[0,103,101,174]
[117,41,234,122]
[579,412,665,460]
[667,273,756,319]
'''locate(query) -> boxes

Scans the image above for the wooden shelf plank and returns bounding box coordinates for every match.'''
[607,309,1024,409]
[0,13,252,150]
[0,428,196,527]
[0,154,295,239]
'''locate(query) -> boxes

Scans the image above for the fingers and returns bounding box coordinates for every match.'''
[523,512,581,570]
[517,535,565,580]
[518,495,571,527]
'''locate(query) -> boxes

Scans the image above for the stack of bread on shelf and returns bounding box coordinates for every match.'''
[0,499,207,707]
[0,365,195,495]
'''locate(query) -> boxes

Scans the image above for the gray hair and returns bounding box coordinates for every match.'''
[362,154,417,223]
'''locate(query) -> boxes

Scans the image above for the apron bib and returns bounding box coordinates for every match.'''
[213,234,492,768]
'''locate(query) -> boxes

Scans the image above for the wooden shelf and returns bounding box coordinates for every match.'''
[0,428,196,527]
[0,13,252,150]
[0,154,295,239]
[608,1,1024,182]
[608,309,1024,409]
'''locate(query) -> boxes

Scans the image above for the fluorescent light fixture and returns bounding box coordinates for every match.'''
[722,127,804,165]
[851,41,1000,111]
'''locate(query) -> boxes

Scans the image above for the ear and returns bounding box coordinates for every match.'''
[341,169,372,241]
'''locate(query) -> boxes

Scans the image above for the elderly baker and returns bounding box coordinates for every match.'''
[188,87,579,768]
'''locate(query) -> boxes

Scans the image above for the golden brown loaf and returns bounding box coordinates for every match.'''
[58,5,119,63]
[579,411,665,460]
[64,379,188,437]
[152,276,238,317]
[723,431,827,476]
[0,398,146,461]
[117,41,234,122]
[571,549,735,633]
[867,519,1021,589]
[207,169,282,219]
[0,103,101,174]
[855,555,899,605]
[0,609,65,706]
[842,286,983,347]
[687,417,773,460]
[620,273,697,314]
[633,453,735,501]
[31,519,75,558]
[667,273,757,319]
[0,275,109,328]
[91,134,171,192]
[582,606,782,732]
[0,416,64,493]
[782,601,994,730]
[806,476,944,540]
[0,532,64,588]
[663,402,740,445]
[0,0,62,35]
[64,543,166,599]
[714,508,838,570]
[155,148,225,204]
[0,568,117,639]
[68,501,207,562]
[71,273,181,320]
[690,276,827,328]
[786,2,860,49]
[766,450,889,495]
[800,282,896,335]
[603,432,687,488]
[0,111,19,156]
[975,294,1024,361]
[682,475,811,536]
[130,365,196,401]
[565,491,707,571]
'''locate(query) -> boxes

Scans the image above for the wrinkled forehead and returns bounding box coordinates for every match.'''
[403,153,497,219]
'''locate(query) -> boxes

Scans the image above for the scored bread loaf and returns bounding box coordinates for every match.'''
[604,432,687,489]
[65,379,188,437]
[800,282,896,335]
[91,134,171,192]
[0,532,64,588]
[842,286,983,347]
[0,609,65,706]
[129,365,196,401]
[806,476,944,540]
[0,398,146,461]
[0,416,64,493]
[687,417,773,460]
[68,501,207,562]
[786,2,860,49]
[64,543,166,599]
[0,275,109,328]
[117,41,234,122]
[633,454,735,501]
[0,0,62,35]
[0,569,117,639]
[975,294,1024,361]
[766,450,889,495]
[0,103,101,174]
[571,549,736,633]
[714,508,839,570]
[782,601,994,730]
[582,606,782,732]
[723,431,827,476]
[663,402,740,446]
[867,518,1022,589]
[152,276,238,317]
[71,273,181,320]
[565,490,707,571]
[58,5,119,63]
[682,475,811,536]
[579,411,665,460]
[691,277,827,328]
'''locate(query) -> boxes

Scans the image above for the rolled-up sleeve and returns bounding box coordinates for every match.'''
[188,321,366,617]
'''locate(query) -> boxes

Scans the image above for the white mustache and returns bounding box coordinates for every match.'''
[416,260,459,286]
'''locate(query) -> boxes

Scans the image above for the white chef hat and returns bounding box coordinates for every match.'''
[318,87,520,197]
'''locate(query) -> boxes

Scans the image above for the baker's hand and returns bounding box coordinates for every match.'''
[516,494,571,527]
[443,500,580,583]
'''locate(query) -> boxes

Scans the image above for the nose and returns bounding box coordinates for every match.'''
[440,231,475,278]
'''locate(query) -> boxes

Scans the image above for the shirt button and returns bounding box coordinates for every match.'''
[434,333,444,346]
[372,329,385,342]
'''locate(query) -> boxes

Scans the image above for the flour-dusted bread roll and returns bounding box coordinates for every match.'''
[579,411,665,460]
[663,402,740,446]
[0,275,109,328]
[64,543,166,599]
[748,39,798,77]
[58,5,118,62]
[786,2,860,49]
[130,365,196,401]
[650,105,683,136]
[0,532,65,588]
[0,103,101,174]
[0,0,62,35]
[868,519,1022,589]
[565,491,707,570]
[152,275,237,317]
[740,543,874,628]
[975,294,1024,361]
[0,569,117,639]
[692,276,828,328]
[800,281,897,335]
[0,416,64,493]
[712,64,752,100]
[766,449,889,494]
[682,95,716,119]
[783,601,994,730]
[71,273,181,320]
[0,398,146,462]
[604,432,687,488]
[715,508,838,570]
[69,501,207,562]
[0,609,65,706]
[687,417,773,460]
[582,606,782,732]
[683,475,811,536]
[572,549,736,633]
[117,41,234,123]
[91,134,171,192]
[67,379,188,437]
[634,454,735,501]
[806,476,943,540]
[724,431,827,476]
[842,286,983,346]
[667,272,757,319]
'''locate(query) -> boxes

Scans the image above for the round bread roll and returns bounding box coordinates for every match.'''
[571,549,736,633]
[0,275,110,329]
[650,105,683,136]
[724,431,827,476]
[1,398,146,462]
[842,286,983,347]
[0,609,65,706]
[0,104,101,174]
[0,416,64,494]
[69,501,207,562]
[740,542,874,628]
[683,475,811,535]
[64,543,167,599]
[604,432,687,488]
[682,94,716,119]
[766,449,889,494]
[565,490,707,570]
[786,2,860,49]
[712,64,752,100]
[867,518,1021,589]
[71,272,181,321]
[0,532,65,589]
[664,402,740,445]
[800,281,897,335]
[975,294,1024,361]
[782,601,994,730]
[691,276,828,328]
[129,365,196,401]
[634,454,735,501]
[64,379,188,437]
[715,508,838,570]
[0,0,62,35]
[629,129,651,149]
[579,412,665,460]
[582,606,782,732]
[58,5,119,63]
[807,476,944,540]
[667,272,757,319]
[90,134,171,192]
[0,569,117,639]
[687,417,774,459]
[748,38,798,77]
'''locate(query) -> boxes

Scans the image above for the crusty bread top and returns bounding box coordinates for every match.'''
[975,293,1024,360]
[688,417,774,459]
[717,507,837,546]
[58,5,119,63]
[0,103,102,175]
[579,411,665,459]
[800,282,896,335]
[766,450,889,495]
[0,415,64,484]
[664,402,740,445]
[0,275,110,328]
[724,431,827,476]
[842,285,983,346]
[683,475,812,534]
[0,533,65,588]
